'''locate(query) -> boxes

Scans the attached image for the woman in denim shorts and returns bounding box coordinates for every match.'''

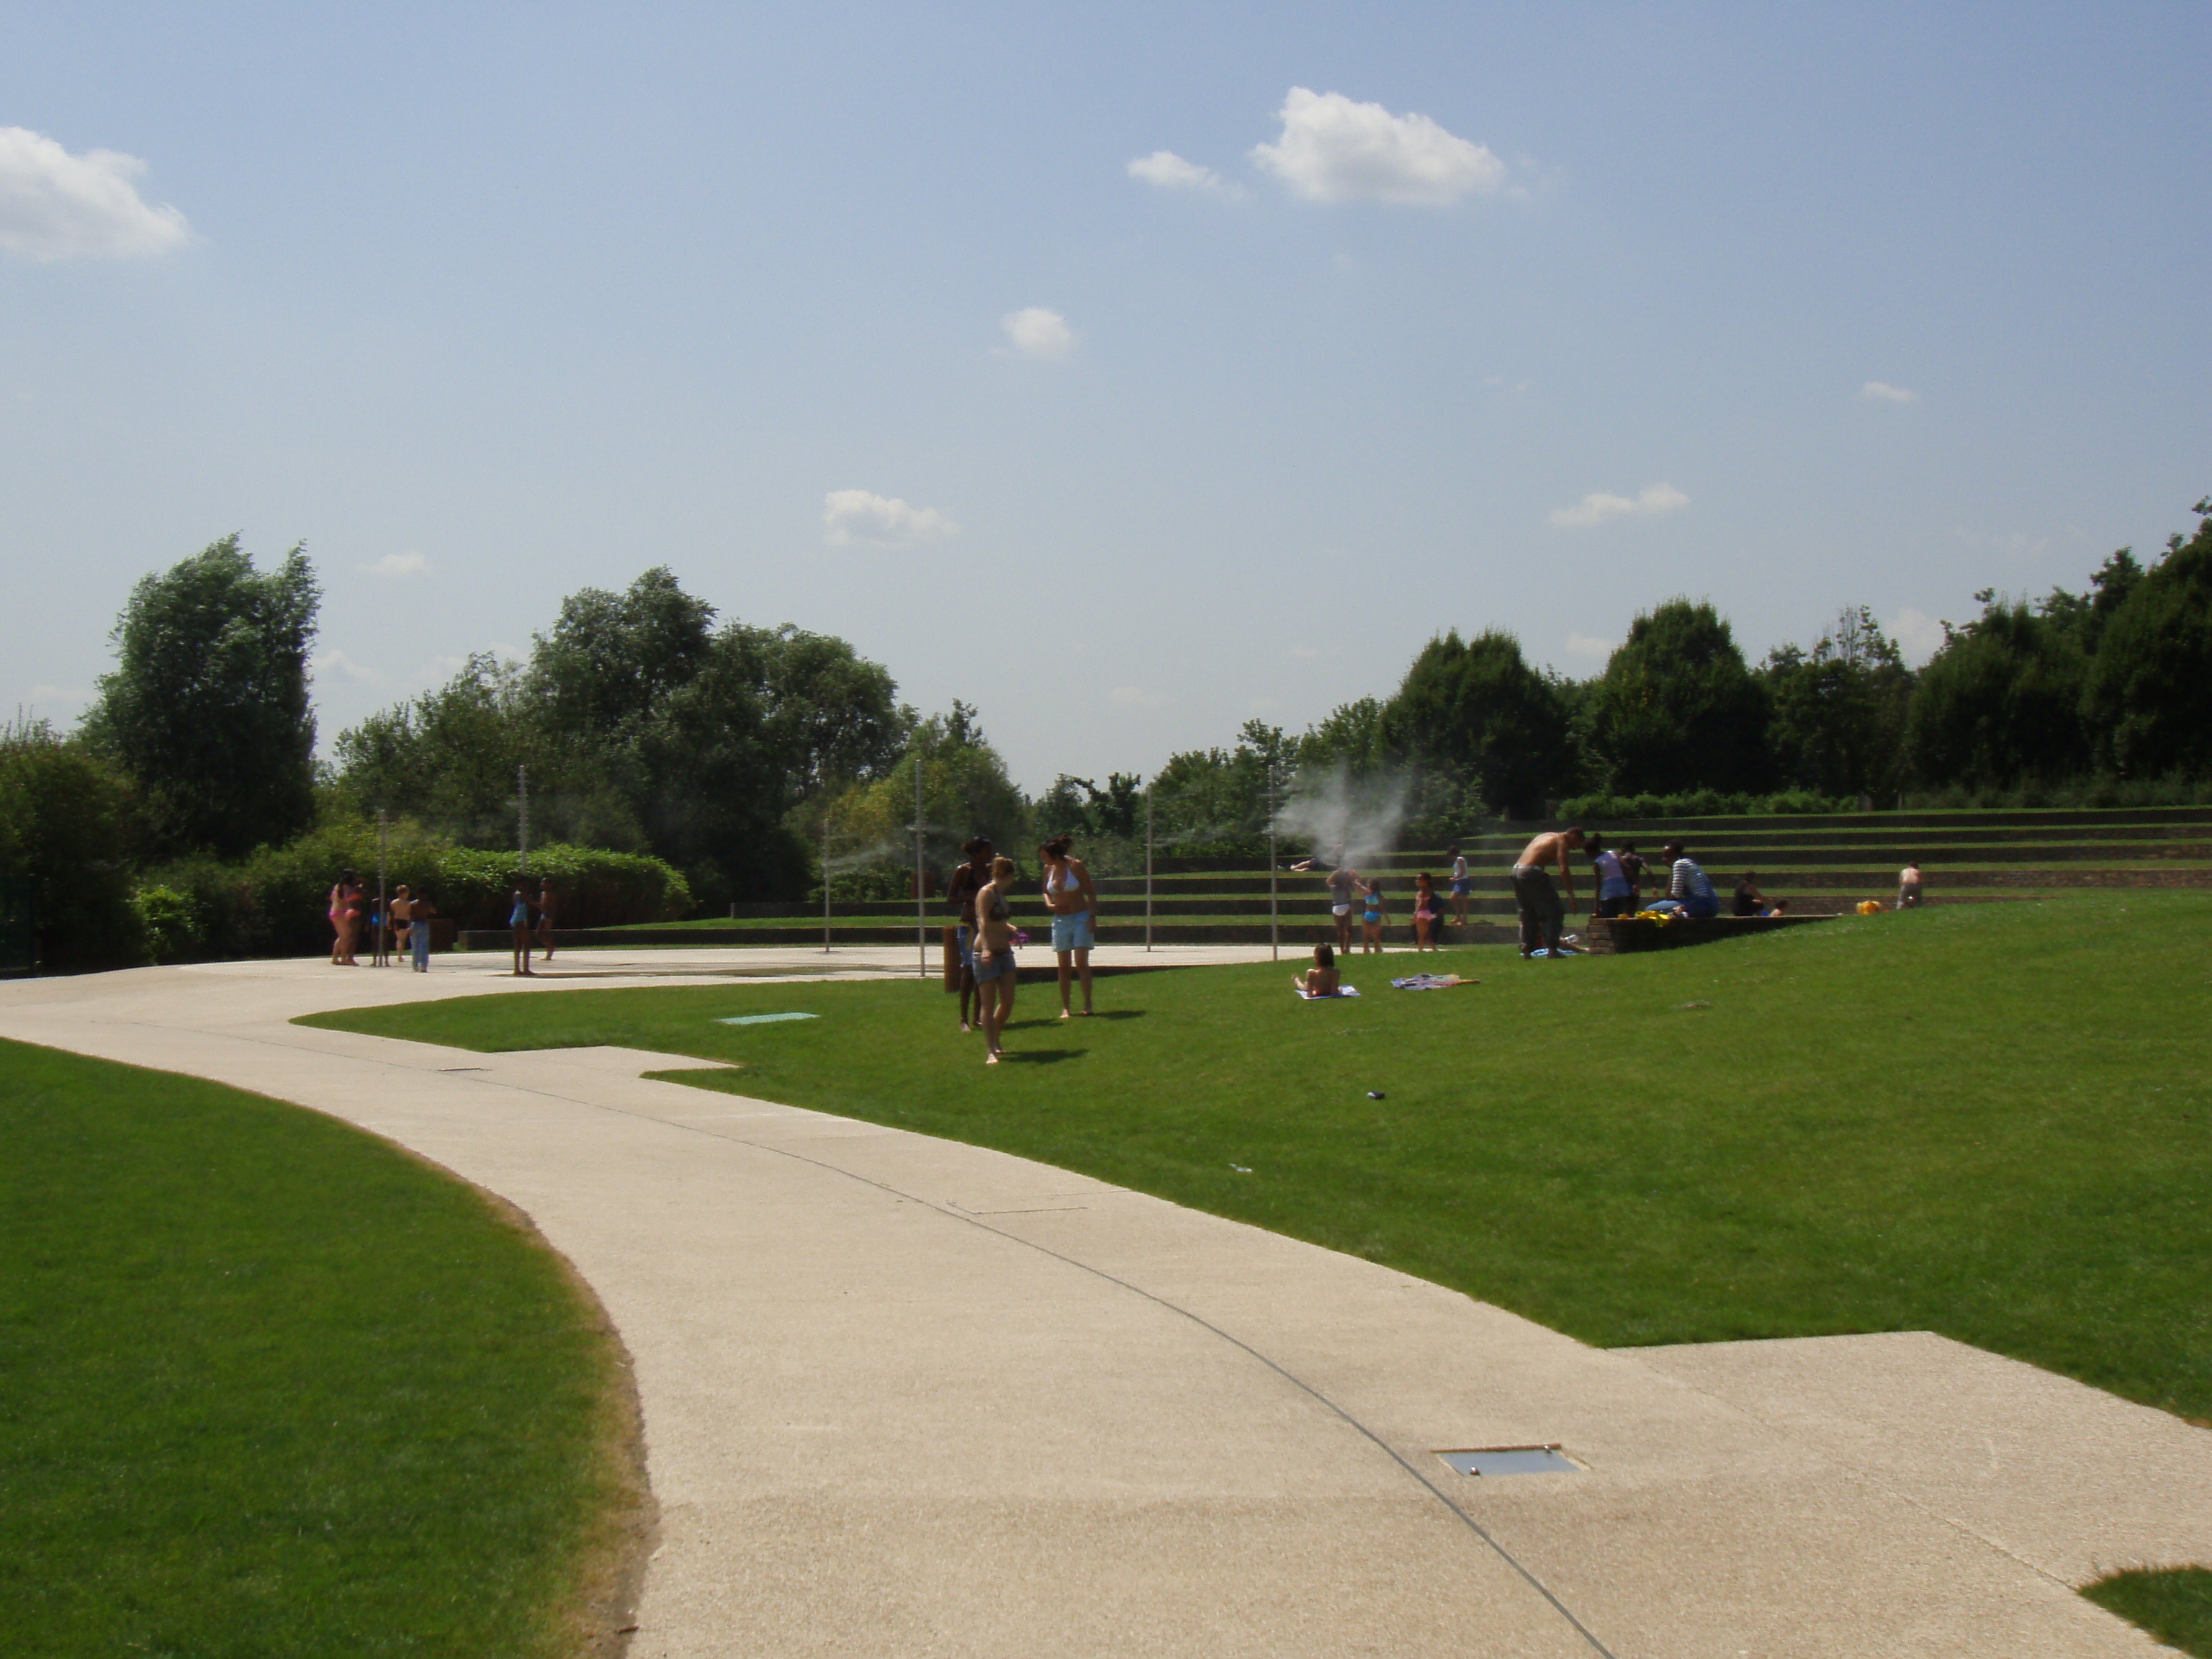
[973,856,1020,1063]
[1039,835,1098,1018]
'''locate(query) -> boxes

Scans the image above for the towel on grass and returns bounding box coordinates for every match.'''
[1390,974,1474,990]
[1294,984,1360,999]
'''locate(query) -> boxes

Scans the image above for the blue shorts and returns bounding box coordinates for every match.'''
[956,924,974,969]
[974,946,1017,984]
[1449,879,1472,897]
[1051,911,1095,953]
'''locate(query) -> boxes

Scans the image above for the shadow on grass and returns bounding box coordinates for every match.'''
[995,1048,1085,1065]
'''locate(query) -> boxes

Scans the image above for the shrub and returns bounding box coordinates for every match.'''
[0,721,145,971]
[131,885,200,964]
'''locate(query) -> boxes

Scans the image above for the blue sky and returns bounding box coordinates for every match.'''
[4,2,2206,792]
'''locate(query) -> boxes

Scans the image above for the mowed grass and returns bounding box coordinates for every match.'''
[0,1040,644,1658]
[305,894,2212,1423]
[2085,1569,2212,1655]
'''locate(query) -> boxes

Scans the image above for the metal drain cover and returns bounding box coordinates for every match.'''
[715,1012,818,1026]
[1439,1446,1578,1478]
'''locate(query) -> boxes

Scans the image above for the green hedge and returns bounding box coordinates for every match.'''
[145,824,691,961]
[1557,789,1856,822]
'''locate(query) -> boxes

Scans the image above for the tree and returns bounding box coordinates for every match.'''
[84,535,319,857]
[1763,608,1912,798]
[2081,504,2212,779]
[0,719,143,969]
[1899,592,2088,788]
[1152,721,1287,848]
[1034,773,1146,841]
[1581,601,1771,796]
[1379,630,1571,817]
[824,706,1029,876]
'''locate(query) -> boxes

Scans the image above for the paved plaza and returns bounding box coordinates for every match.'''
[4,945,2207,1656]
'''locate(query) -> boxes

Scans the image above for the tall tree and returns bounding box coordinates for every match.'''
[2080,504,2212,779]
[84,535,319,858]
[1581,601,1771,796]
[1899,592,2088,788]
[1379,630,1571,817]
[1763,608,1913,798]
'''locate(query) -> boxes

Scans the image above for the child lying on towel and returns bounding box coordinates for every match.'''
[1292,943,1359,997]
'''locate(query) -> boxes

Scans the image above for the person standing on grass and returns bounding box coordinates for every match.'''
[1660,841,1719,919]
[1897,860,1925,909]
[536,878,559,961]
[1619,843,1648,909]
[972,855,1020,1063]
[1039,835,1097,1019]
[1589,835,1634,918]
[1411,873,1442,950]
[508,884,536,976]
[1447,844,1473,930]
[944,836,995,1032]
[1509,828,1583,958]
[1323,847,1358,953]
[1359,874,1389,954]
[409,890,437,972]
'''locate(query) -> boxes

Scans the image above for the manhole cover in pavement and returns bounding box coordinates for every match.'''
[1439,1446,1579,1477]
[714,1012,819,1026]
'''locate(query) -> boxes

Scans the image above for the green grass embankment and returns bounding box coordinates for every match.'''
[0,1040,647,1657]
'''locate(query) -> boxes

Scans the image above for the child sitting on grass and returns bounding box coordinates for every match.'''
[1293,942,1341,997]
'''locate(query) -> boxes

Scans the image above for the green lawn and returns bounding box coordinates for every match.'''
[0,1040,644,1658]
[304,894,2212,1426]
[2085,1569,2212,1655]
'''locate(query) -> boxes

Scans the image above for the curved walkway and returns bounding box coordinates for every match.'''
[4,948,2206,1657]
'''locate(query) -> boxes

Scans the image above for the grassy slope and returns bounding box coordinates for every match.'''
[305,894,2212,1423]
[2085,1569,2212,1657]
[0,1040,641,1658]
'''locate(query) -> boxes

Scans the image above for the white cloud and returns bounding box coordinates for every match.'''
[1001,307,1074,359]
[1107,685,1169,709]
[1861,381,1919,405]
[1565,633,1613,661]
[363,551,430,578]
[1887,607,1945,666]
[1127,150,1232,194]
[0,127,192,261]
[822,489,959,549]
[313,649,381,685]
[1549,483,1689,529]
[1250,88,1506,205]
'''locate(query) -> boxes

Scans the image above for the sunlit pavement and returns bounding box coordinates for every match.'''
[4,952,2208,1658]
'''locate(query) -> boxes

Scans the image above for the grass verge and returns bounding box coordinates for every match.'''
[2084,1568,2212,1656]
[302,894,2212,1424]
[0,1038,650,1658]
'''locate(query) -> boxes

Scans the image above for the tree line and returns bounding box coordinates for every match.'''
[5,501,2208,966]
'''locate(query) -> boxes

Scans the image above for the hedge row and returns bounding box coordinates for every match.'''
[140,825,691,962]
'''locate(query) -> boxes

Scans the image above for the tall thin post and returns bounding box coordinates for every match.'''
[1144,785,1154,953]
[376,808,388,968]
[913,752,927,980]
[517,765,530,873]
[1267,756,1280,962]
[822,812,832,954]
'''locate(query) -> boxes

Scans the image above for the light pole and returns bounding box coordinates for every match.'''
[517,765,529,874]
[1267,753,1280,962]
[913,750,927,980]
[822,809,833,955]
[1144,783,1154,953]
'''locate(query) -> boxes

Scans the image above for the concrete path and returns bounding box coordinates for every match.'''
[4,948,2208,1657]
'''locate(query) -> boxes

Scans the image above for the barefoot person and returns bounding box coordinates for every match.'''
[1359,874,1389,954]
[508,884,536,976]
[1447,844,1472,930]
[1510,827,1584,958]
[536,878,559,961]
[330,870,364,966]
[972,855,1020,1063]
[408,889,437,972]
[1411,872,1442,951]
[1039,835,1097,1019]
[944,837,996,1032]
[1294,842,1359,952]
[1292,941,1341,997]
[390,885,414,963]
[1897,860,1925,909]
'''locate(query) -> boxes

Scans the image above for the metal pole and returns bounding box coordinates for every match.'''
[823,811,832,954]
[914,749,926,980]
[1144,784,1154,953]
[376,808,387,967]
[518,765,529,874]
[1267,757,1280,962]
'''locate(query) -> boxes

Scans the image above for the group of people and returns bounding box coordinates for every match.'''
[943,835,1098,1064]
[324,873,558,976]
[1294,844,1475,956]
[1511,828,1766,956]
[327,871,440,972]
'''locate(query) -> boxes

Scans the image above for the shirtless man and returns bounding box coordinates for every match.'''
[1292,842,1358,952]
[1897,860,1925,909]
[1509,827,1584,958]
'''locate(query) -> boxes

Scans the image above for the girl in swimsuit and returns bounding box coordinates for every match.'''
[1411,873,1441,951]
[1360,876,1388,955]
[333,870,363,966]
[509,885,536,976]
[972,855,1019,1062]
[1038,835,1097,1018]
